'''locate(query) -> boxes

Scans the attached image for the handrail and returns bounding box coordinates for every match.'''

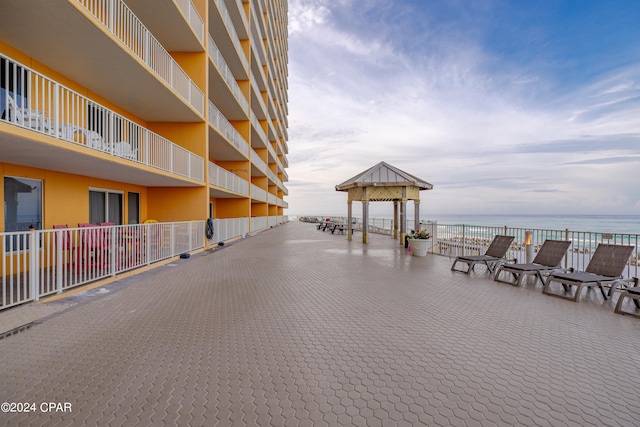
[77,0,204,114]
[207,34,249,112]
[207,100,249,157]
[0,53,204,182]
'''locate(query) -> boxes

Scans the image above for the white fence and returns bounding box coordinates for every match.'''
[1,221,204,311]
[78,0,204,114]
[1,53,205,182]
[209,218,249,243]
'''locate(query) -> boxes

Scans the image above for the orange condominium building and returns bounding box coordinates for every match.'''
[0,0,289,309]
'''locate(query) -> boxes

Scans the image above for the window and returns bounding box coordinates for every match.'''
[89,189,123,225]
[4,177,42,251]
[4,177,42,231]
[128,192,140,224]
[1,57,28,120]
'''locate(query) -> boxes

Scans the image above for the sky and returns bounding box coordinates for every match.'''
[284,0,640,218]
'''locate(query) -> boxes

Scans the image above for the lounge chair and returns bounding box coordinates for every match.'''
[542,244,635,302]
[614,281,640,317]
[451,235,515,274]
[494,240,572,286]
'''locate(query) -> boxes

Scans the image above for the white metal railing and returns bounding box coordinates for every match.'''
[208,34,249,112]
[250,148,267,174]
[250,183,267,201]
[0,54,204,182]
[301,216,640,279]
[250,75,268,118]
[77,0,204,114]
[250,110,268,146]
[209,217,249,243]
[1,221,204,311]
[212,0,249,72]
[208,162,249,195]
[268,193,277,205]
[268,216,277,227]
[267,168,277,184]
[251,216,268,231]
[175,0,205,43]
[207,100,249,157]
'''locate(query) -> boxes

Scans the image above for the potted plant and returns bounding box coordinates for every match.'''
[407,228,431,257]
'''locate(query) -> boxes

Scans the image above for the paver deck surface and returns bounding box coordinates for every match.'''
[1,221,639,426]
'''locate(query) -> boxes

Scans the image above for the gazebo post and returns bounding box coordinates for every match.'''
[400,195,407,245]
[347,201,353,241]
[362,201,369,244]
[414,200,420,232]
[393,200,399,240]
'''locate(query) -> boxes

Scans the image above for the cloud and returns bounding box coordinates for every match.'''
[285,0,640,216]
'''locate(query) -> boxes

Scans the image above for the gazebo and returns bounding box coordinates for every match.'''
[335,162,433,244]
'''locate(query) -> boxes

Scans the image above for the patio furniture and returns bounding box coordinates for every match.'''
[543,244,635,302]
[451,235,515,274]
[59,124,107,150]
[78,223,110,274]
[614,282,640,317]
[4,95,52,133]
[494,240,572,286]
[53,224,79,272]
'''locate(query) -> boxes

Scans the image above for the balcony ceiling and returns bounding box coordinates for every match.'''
[0,0,202,123]
[0,127,202,187]
[123,0,204,52]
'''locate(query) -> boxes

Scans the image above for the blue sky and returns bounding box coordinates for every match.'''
[285,0,640,217]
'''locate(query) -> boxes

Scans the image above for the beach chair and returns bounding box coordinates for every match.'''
[451,235,515,274]
[494,240,572,286]
[543,244,635,302]
[614,281,640,317]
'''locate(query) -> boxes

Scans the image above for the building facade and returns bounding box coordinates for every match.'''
[0,0,289,308]
[0,0,288,235]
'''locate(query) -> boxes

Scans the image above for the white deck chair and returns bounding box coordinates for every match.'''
[58,124,107,151]
[4,95,52,133]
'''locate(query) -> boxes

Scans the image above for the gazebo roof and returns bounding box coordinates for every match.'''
[335,161,433,191]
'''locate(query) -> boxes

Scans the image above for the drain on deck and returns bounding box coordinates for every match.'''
[0,321,39,340]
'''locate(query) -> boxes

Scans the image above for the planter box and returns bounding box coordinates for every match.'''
[408,239,431,256]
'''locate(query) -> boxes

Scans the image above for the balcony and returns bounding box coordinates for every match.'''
[209,0,249,79]
[250,183,268,202]
[0,0,204,121]
[1,54,204,186]
[208,35,249,120]
[125,0,205,50]
[208,162,249,197]
[208,100,249,160]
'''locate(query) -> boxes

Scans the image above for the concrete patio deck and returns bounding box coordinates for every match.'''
[1,220,639,426]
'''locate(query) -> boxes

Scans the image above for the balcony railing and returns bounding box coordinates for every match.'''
[250,183,267,201]
[0,54,205,182]
[208,100,249,158]
[211,0,249,72]
[250,148,267,174]
[78,0,204,114]
[175,0,205,43]
[1,221,204,311]
[251,216,268,231]
[208,162,249,195]
[208,34,249,112]
[209,217,249,243]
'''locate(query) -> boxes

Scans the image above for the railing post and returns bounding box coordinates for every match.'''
[110,226,117,276]
[171,223,175,257]
[461,225,466,257]
[56,230,63,294]
[30,230,39,302]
